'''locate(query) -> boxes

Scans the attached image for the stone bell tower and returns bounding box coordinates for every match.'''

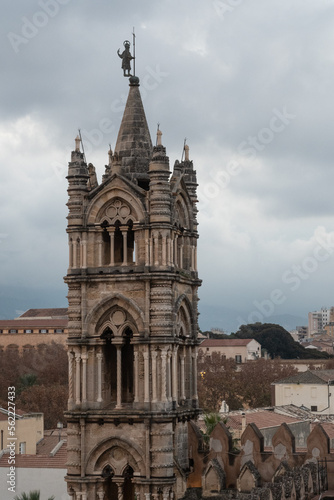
[64,70,201,500]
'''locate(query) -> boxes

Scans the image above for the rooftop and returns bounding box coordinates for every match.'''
[0,428,67,469]
[273,369,334,385]
[200,338,256,347]
[17,308,68,319]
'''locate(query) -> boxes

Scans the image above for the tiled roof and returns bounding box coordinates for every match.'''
[200,338,255,347]
[273,369,334,385]
[226,411,301,431]
[0,442,67,468]
[0,431,67,469]
[18,308,68,319]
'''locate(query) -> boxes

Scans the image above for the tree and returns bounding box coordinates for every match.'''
[197,351,243,412]
[17,384,68,429]
[201,412,222,444]
[14,491,54,500]
[236,323,330,359]
[239,358,298,408]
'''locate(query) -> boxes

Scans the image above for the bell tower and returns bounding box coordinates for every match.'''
[64,65,201,500]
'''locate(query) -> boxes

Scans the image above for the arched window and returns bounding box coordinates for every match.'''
[100,325,134,406]
[121,328,134,403]
[123,465,134,499]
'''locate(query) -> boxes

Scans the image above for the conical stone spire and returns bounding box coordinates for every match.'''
[114,77,153,186]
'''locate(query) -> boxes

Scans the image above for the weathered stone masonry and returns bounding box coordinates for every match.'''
[64,75,201,500]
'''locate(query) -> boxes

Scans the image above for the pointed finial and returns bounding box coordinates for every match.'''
[108,145,113,166]
[156,124,162,146]
[184,143,190,161]
[75,135,81,152]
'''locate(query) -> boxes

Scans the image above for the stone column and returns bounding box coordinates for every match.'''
[121,227,128,265]
[96,351,103,403]
[154,236,159,266]
[73,238,78,268]
[97,230,103,267]
[180,348,185,401]
[149,237,153,266]
[81,350,88,404]
[161,349,167,402]
[194,245,197,271]
[167,350,172,402]
[179,240,184,269]
[166,236,171,266]
[188,347,193,400]
[190,244,195,271]
[151,350,157,402]
[162,236,167,266]
[134,349,139,403]
[143,348,150,403]
[134,229,139,265]
[69,238,73,268]
[81,234,87,268]
[174,235,178,267]
[170,237,174,265]
[144,230,149,266]
[75,351,81,405]
[192,347,198,400]
[116,345,122,408]
[172,346,178,404]
[97,492,104,500]
[68,351,74,406]
[115,480,124,500]
[108,227,115,266]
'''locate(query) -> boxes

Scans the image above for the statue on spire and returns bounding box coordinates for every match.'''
[117,40,134,77]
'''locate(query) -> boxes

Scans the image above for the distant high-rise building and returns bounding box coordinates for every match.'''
[308,307,332,336]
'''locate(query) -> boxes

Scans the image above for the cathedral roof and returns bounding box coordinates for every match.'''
[114,77,153,183]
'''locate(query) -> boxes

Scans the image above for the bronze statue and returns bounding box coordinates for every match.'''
[117,40,134,77]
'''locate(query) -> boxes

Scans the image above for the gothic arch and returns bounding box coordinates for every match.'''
[174,194,190,229]
[85,293,145,337]
[85,436,146,476]
[175,295,193,338]
[86,185,146,226]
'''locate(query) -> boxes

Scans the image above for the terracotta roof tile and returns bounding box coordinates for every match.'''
[0,444,67,468]
[200,339,255,347]
[226,411,301,431]
[18,308,68,319]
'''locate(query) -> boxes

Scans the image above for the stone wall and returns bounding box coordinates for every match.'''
[186,420,331,500]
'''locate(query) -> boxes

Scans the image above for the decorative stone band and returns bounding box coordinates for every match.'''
[150,431,174,436]
[65,461,81,468]
[150,447,174,453]
[150,463,174,469]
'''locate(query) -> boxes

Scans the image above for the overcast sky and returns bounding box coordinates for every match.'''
[1,0,334,332]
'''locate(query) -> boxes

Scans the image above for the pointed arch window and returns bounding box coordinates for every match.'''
[100,325,134,407]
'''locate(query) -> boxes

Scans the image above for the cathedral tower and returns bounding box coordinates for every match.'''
[64,71,201,500]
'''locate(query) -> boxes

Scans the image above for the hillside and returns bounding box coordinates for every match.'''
[234,323,330,359]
